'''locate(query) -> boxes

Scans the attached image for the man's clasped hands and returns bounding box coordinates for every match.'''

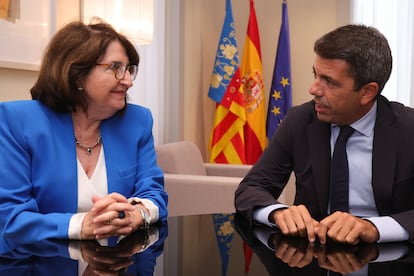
[272,205,379,245]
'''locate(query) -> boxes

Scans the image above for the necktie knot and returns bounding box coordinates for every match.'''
[337,126,355,144]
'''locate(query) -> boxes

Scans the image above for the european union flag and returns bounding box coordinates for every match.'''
[266,1,292,141]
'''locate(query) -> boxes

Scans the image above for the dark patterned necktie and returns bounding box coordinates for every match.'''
[330,126,355,213]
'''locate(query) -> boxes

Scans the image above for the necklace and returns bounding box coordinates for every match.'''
[75,131,102,155]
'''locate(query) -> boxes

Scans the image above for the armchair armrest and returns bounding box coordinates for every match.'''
[164,173,242,217]
[203,163,252,178]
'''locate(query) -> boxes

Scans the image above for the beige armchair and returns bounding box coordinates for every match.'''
[156,141,252,217]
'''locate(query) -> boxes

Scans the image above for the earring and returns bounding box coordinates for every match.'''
[77,87,83,91]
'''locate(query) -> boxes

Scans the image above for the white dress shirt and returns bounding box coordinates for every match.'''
[68,146,158,239]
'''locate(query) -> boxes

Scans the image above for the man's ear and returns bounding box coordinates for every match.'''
[360,82,379,105]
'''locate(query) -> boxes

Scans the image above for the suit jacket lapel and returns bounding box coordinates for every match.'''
[372,96,398,214]
[308,115,331,216]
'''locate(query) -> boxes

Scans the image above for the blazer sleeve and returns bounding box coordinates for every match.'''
[0,103,74,250]
[102,105,168,222]
[128,108,168,221]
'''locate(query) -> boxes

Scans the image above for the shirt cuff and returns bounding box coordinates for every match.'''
[373,243,408,262]
[253,227,278,251]
[128,197,159,224]
[68,240,84,261]
[68,212,87,240]
[253,204,289,227]
[364,216,409,243]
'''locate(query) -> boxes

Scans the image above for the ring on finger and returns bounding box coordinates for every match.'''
[118,210,126,219]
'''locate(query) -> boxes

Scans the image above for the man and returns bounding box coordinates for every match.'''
[235,24,414,245]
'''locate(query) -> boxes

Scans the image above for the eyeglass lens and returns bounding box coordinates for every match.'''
[116,65,138,80]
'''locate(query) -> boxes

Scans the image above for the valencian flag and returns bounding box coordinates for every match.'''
[266,0,292,140]
[209,1,246,165]
[240,0,267,165]
[208,0,244,275]
[239,0,267,273]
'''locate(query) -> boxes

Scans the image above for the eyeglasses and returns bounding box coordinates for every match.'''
[96,62,138,81]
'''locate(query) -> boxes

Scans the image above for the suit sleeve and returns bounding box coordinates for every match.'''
[235,106,296,223]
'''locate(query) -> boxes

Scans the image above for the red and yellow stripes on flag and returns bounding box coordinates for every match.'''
[209,67,246,164]
[209,70,246,163]
[240,0,267,165]
[210,103,246,164]
[208,0,246,165]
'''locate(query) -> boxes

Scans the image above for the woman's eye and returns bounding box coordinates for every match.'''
[109,62,122,70]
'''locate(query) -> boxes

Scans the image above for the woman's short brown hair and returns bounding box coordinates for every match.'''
[31,20,139,113]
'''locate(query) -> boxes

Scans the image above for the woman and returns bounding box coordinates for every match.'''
[0,21,167,249]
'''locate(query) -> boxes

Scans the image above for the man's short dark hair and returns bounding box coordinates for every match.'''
[314,24,392,93]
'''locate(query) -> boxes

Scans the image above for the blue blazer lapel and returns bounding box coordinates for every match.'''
[100,113,138,196]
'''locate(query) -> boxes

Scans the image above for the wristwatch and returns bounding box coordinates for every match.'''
[131,200,150,230]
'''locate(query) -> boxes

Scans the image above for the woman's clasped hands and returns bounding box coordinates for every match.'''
[81,193,141,240]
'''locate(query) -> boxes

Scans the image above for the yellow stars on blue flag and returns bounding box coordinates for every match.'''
[266,1,292,140]
[280,77,290,87]
[270,90,282,115]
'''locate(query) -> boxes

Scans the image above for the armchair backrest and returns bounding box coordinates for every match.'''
[156,141,207,175]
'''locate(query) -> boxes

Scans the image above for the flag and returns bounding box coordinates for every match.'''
[0,0,9,20]
[208,0,244,275]
[240,0,267,165]
[209,0,246,165]
[266,0,292,140]
[239,0,266,272]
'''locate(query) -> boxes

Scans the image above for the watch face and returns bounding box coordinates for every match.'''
[139,208,150,230]
[130,201,150,229]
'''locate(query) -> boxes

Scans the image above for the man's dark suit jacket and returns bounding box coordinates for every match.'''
[235,95,414,241]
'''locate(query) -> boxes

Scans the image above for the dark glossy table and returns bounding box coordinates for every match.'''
[234,213,414,276]
[1,213,413,276]
[0,222,167,276]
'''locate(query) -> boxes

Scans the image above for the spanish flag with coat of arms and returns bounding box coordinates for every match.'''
[240,0,267,164]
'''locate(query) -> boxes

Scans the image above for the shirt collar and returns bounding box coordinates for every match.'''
[332,100,377,137]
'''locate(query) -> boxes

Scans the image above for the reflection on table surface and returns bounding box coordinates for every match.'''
[0,221,167,276]
[235,213,414,276]
[3,214,414,276]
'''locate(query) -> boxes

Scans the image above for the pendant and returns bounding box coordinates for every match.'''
[86,147,92,155]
